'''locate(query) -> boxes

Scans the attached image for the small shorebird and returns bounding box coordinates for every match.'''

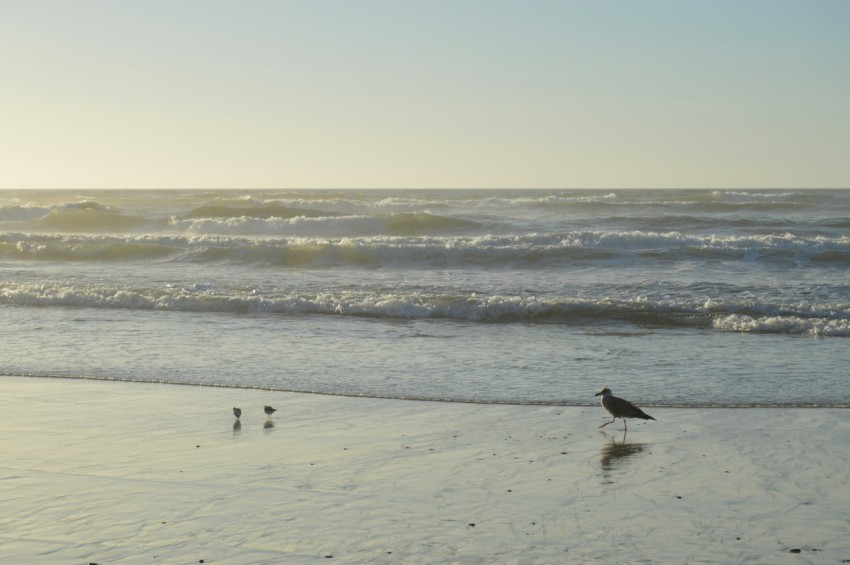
[264,405,277,418]
[233,407,242,420]
[595,388,655,431]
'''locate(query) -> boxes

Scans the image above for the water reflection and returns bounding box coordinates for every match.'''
[263,419,275,430]
[600,431,646,473]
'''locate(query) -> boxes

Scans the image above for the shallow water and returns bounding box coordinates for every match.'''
[2,189,848,405]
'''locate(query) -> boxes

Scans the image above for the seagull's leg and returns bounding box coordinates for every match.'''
[623,418,628,432]
[599,416,616,429]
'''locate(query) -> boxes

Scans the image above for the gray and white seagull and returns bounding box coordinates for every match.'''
[595,388,656,431]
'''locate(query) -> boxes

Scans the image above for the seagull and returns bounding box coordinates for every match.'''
[595,388,655,431]
[233,407,242,420]
[264,405,277,418]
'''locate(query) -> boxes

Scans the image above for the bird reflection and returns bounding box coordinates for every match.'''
[263,419,275,430]
[600,431,646,472]
[232,419,242,433]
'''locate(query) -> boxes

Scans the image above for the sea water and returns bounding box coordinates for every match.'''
[1,189,848,406]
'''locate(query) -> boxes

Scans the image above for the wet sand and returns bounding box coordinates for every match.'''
[2,376,848,564]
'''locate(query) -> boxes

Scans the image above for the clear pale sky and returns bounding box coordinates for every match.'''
[2,0,849,189]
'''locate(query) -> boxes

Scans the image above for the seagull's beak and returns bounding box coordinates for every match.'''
[594,391,602,396]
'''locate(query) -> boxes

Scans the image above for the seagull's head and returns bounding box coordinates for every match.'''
[595,387,612,397]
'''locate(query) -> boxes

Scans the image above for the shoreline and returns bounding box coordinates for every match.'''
[2,375,849,563]
[3,374,847,409]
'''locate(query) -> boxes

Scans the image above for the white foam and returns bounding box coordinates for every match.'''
[713,314,850,337]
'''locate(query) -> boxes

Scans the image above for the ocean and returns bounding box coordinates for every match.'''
[1,189,848,407]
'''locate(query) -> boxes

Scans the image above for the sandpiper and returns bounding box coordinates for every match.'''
[264,405,277,418]
[233,407,242,420]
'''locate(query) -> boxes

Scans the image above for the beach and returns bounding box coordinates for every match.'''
[5,0,849,559]
[2,376,848,564]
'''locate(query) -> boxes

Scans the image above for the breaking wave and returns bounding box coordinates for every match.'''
[2,282,848,336]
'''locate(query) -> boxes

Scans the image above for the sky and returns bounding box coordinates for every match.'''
[2,0,849,189]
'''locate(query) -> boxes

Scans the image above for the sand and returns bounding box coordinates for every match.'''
[1,376,849,564]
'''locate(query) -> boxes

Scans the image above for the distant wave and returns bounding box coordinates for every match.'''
[4,190,836,234]
[0,204,53,222]
[1,233,178,261]
[460,190,811,211]
[170,211,481,236]
[0,197,484,236]
[0,201,158,233]
[3,231,849,267]
[2,282,848,336]
[180,204,338,220]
